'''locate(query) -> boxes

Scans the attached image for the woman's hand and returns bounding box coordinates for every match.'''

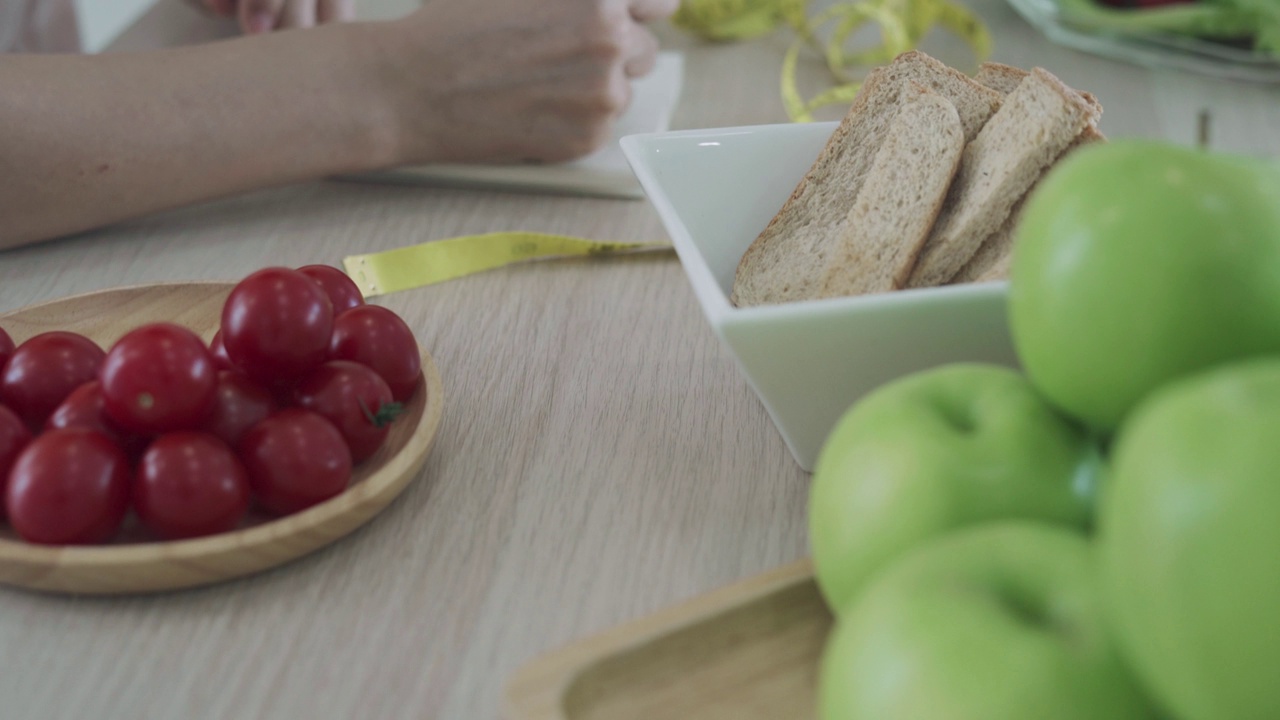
[0,0,678,247]
[380,0,680,165]
[198,0,356,35]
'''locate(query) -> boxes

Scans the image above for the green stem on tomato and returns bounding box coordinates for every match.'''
[358,397,405,428]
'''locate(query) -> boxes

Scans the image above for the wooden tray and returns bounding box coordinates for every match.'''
[0,281,444,595]
[505,559,831,720]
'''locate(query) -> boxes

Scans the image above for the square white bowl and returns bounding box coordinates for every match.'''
[621,123,1019,472]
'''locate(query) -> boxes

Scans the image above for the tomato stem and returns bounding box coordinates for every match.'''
[358,397,405,428]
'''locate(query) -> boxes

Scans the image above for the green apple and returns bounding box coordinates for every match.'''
[1009,139,1280,434]
[819,521,1156,720]
[1100,358,1280,720]
[809,363,1099,615]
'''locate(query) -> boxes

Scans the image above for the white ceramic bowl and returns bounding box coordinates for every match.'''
[621,122,1018,471]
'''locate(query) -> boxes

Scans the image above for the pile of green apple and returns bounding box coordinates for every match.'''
[810,139,1280,720]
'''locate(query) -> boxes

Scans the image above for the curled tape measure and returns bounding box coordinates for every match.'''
[343,232,673,298]
[675,0,992,121]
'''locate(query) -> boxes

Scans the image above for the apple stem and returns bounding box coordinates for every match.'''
[1197,109,1211,150]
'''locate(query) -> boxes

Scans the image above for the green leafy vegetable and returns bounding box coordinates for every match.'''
[1055,0,1280,57]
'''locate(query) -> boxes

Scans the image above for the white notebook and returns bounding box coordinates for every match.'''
[346,52,685,199]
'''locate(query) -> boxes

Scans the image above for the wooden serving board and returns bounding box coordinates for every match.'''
[504,559,831,720]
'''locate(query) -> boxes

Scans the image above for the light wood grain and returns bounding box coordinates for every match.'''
[505,560,829,720]
[0,1,1277,718]
[0,282,444,594]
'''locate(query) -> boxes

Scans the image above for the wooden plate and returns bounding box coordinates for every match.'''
[504,560,831,720]
[0,282,444,595]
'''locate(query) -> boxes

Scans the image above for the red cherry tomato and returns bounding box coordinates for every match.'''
[6,428,131,545]
[0,404,32,498]
[46,380,149,459]
[100,323,218,435]
[238,409,352,515]
[209,330,235,372]
[293,360,401,463]
[0,326,13,371]
[221,267,334,385]
[0,331,105,431]
[201,371,277,447]
[329,305,422,401]
[298,265,365,314]
[135,432,250,539]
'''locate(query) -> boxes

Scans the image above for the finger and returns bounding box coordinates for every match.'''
[238,0,285,34]
[606,62,635,118]
[629,0,680,23]
[623,24,659,78]
[280,0,318,29]
[317,0,356,23]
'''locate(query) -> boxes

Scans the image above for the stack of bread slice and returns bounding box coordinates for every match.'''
[730,51,1104,308]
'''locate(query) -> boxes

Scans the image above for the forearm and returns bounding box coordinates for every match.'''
[0,22,400,249]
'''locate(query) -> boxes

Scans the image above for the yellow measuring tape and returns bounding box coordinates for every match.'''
[675,0,992,121]
[342,0,991,296]
[343,233,672,298]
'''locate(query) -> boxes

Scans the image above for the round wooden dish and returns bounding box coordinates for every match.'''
[0,282,444,595]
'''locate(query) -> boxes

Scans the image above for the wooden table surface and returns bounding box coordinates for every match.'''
[1,2,1277,718]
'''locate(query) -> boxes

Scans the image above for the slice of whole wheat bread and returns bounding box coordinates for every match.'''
[974,62,1027,97]
[817,85,965,297]
[976,61,1104,120]
[952,125,1107,284]
[904,67,1097,289]
[949,67,1107,286]
[729,51,1002,307]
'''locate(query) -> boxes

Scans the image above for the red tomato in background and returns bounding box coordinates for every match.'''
[239,409,352,515]
[0,404,32,496]
[100,323,218,435]
[6,428,131,544]
[46,381,149,459]
[221,267,334,385]
[329,305,422,401]
[208,330,235,372]
[0,331,105,431]
[201,371,277,447]
[293,360,400,463]
[0,326,13,371]
[298,265,365,315]
[134,432,250,539]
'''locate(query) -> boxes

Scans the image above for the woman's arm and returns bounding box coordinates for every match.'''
[0,23,398,249]
[0,0,675,249]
